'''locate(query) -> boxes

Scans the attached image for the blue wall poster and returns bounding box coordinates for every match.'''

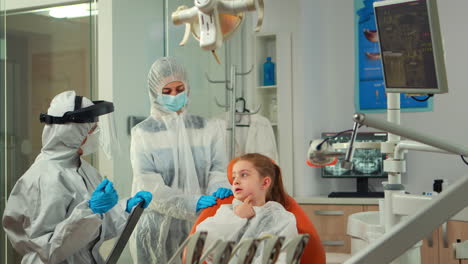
[354,0,433,112]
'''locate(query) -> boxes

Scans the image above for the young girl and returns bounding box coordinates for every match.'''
[195,153,298,263]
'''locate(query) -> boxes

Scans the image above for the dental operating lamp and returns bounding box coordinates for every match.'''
[171,0,264,63]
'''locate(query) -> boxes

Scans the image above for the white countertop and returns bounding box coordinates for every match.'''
[294,196,381,205]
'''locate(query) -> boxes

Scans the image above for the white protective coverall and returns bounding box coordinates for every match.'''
[2,91,129,264]
[196,199,298,264]
[129,57,231,263]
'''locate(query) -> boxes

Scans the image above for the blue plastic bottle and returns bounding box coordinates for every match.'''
[263,57,275,86]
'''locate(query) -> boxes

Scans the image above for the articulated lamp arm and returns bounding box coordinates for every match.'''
[353,113,468,157]
[343,113,468,264]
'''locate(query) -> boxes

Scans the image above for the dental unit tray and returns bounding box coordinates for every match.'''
[105,202,145,264]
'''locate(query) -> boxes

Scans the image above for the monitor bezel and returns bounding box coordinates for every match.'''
[373,0,448,94]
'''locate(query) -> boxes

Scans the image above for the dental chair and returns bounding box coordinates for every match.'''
[189,157,326,264]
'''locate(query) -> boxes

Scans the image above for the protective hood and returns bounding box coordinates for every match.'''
[148,57,190,119]
[37,91,95,163]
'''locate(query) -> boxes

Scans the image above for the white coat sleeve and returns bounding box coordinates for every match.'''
[258,117,279,164]
[130,128,200,220]
[245,115,279,164]
[2,176,103,264]
[206,120,231,195]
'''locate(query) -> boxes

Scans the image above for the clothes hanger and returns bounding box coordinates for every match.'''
[235,97,262,127]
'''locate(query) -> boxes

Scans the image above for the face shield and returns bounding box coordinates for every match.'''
[40,95,120,159]
[96,111,119,159]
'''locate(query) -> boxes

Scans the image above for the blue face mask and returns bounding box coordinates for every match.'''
[157,91,188,112]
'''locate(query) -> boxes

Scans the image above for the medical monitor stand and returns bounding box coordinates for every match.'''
[328,178,384,198]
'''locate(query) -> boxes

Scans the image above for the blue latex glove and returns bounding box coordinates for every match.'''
[212,187,233,199]
[89,179,119,214]
[196,195,217,212]
[126,191,153,213]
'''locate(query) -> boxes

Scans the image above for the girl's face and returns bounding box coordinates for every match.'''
[231,160,270,202]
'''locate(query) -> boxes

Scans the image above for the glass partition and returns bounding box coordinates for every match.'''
[0,1,275,262]
[0,1,97,263]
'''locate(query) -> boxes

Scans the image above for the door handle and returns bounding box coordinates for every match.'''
[442,222,449,248]
[314,210,344,216]
[322,240,345,246]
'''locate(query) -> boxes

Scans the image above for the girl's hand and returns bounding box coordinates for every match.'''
[234,195,256,219]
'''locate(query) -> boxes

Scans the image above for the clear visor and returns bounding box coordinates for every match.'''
[96,112,120,160]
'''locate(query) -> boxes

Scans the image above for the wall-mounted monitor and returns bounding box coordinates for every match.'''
[374,0,448,94]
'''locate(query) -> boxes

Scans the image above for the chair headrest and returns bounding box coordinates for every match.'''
[227,157,241,184]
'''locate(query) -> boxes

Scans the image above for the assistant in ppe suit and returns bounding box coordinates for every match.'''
[129,57,232,263]
[2,91,152,264]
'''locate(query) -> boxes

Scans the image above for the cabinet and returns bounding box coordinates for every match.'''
[300,201,379,254]
[300,199,468,264]
[254,34,278,129]
[422,221,468,264]
[421,227,439,264]
[252,32,294,194]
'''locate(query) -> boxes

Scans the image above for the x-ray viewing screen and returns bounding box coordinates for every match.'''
[374,0,445,93]
[321,132,388,178]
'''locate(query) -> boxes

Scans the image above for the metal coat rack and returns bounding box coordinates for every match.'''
[206,64,261,160]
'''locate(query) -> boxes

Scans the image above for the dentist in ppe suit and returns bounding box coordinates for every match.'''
[2,91,152,264]
[129,57,232,263]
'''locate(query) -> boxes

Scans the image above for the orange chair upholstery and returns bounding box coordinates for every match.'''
[190,158,326,264]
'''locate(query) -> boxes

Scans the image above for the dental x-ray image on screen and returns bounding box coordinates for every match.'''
[374,0,448,94]
[321,132,388,178]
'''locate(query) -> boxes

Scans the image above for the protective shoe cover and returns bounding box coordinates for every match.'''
[129,57,231,263]
[196,199,298,264]
[2,91,129,264]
